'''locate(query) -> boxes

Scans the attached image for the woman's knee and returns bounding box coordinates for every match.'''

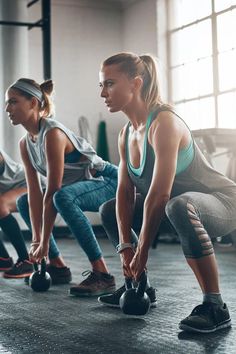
[53,187,73,210]
[16,193,28,212]
[99,198,116,226]
[99,198,119,247]
[0,195,9,216]
[165,195,190,223]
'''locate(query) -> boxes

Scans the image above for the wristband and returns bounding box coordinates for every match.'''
[31,241,40,246]
[116,242,134,254]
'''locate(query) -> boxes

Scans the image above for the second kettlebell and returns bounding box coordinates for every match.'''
[29,258,52,292]
[119,271,151,316]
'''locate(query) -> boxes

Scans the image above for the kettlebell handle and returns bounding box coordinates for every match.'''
[33,257,47,275]
[136,271,147,297]
[40,257,47,275]
[124,277,133,290]
[33,263,39,272]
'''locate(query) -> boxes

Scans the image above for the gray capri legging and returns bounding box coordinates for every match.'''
[165,191,236,258]
[100,192,236,259]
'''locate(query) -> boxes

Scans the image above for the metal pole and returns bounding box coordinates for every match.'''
[42,0,51,80]
[27,0,40,7]
[0,20,42,28]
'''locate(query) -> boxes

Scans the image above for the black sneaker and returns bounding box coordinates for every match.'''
[0,257,14,271]
[179,302,231,333]
[3,259,34,279]
[24,276,30,285]
[98,284,157,308]
[46,265,72,285]
[216,235,233,248]
[24,264,72,285]
[69,270,116,297]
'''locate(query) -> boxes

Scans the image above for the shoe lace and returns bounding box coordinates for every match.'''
[14,259,31,268]
[15,260,24,268]
[81,270,98,285]
[192,303,215,318]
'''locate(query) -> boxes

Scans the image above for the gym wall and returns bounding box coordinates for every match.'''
[27,0,162,165]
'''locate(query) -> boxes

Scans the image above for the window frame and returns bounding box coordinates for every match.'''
[167,0,236,129]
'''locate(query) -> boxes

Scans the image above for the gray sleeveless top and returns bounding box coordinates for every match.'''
[126,107,236,201]
[25,118,106,186]
[0,149,26,193]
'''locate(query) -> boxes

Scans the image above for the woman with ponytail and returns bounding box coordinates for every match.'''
[5,78,117,296]
[98,52,236,333]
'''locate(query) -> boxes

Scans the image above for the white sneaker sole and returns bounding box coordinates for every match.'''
[98,297,157,308]
[179,319,231,333]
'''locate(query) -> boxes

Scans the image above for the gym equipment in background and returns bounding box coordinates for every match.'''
[78,116,93,146]
[96,120,110,162]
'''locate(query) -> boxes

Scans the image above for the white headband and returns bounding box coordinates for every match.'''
[11,80,43,102]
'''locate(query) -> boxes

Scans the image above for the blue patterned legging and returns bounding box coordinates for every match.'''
[17,163,118,262]
[53,163,117,261]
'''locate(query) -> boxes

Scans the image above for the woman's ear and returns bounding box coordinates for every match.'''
[31,96,40,109]
[132,76,143,92]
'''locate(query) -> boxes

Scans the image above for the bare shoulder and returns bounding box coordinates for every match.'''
[118,123,129,145]
[45,127,66,140]
[19,136,32,166]
[119,123,129,138]
[19,136,27,151]
[151,110,179,130]
[148,110,188,150]
[150,110,188,137]
[44,128,68,151]
[19,135,26,145]
[118,123,129,158]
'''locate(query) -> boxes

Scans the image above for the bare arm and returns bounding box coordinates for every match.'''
[20,137,44,244]
[38,128,68,259]
[116,126,138,277]
[21,128,70,261]
[116,125,136,244]
[130,111,187,279]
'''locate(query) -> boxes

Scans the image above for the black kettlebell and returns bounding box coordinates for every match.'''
[119,271,150,315]
[29,258,52,292]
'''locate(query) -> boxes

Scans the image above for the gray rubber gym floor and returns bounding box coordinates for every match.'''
[0,233,235,354]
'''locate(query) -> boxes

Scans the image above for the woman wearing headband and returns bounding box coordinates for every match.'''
[0,149,33,279]
[98,52,236,333]
[5,78,117,296]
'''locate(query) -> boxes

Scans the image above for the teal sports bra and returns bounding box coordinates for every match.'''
[127,111,194,177]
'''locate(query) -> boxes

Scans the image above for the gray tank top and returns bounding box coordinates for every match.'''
[0,149,26,194]
[25,118,107,186]
[126,107,236,200]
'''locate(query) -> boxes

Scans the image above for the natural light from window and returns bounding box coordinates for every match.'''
[168,0,236,130]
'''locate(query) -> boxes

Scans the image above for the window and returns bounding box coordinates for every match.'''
[168,0,236,129]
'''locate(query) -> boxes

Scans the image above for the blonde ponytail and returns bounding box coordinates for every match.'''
[102,52,165,111]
